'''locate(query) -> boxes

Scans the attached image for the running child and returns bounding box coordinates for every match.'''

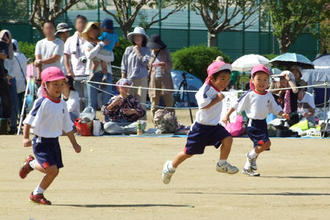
[223,64,289,176]
[161,61,239,184]
[19,66,81,205]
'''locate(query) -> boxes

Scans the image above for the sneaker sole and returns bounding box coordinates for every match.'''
[216,166,239,174]
[242,169,260,177]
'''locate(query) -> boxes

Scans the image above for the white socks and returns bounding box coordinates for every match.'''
[29,160,36,169]
[167,161,176,172]
[33,185,45,195]
[218,160,227,166]
[248,149,257,159]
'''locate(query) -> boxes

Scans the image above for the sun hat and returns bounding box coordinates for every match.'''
[41,67,66,83]
[116,78,132,87]
[100,18,114,31]
[251,64,270,77]
[127,27,148,43]
[206,61,232,83]
[82,22,100,42]
[55,23,72,35]
[147,34,166,49]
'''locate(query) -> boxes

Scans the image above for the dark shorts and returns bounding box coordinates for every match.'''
[32,136,63,169]
[246,119,270,147]
[184,122,231,155]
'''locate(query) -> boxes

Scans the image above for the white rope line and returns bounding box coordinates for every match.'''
[87,80,328,94]
[87,83,199,110]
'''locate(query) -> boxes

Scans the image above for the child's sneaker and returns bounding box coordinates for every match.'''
[216,161,239,174]
[30,193,51,205]
[242,168,260,177]
[162,160,175,184]
[246,153,257,171]
[19,155,34,179]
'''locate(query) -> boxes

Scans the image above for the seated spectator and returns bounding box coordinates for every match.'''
[297,89,316,123]
[101,78,146,135]
[62,75,80,122]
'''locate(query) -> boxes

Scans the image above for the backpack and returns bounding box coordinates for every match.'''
[154,109,178,134]
[74,118,93,136]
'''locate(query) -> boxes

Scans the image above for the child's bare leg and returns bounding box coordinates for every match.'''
[255,141,271,155]
[219,136,233,160]
[172,151,192,168]
[32,164,59,195]
[91,60,100,72]
[101,60,108,74]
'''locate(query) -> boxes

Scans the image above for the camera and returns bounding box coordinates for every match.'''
[79,56,87,64]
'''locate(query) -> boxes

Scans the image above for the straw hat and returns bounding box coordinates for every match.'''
[82,22,100,42]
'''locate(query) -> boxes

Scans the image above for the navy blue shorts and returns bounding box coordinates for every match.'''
[184,122,231,155]
[246,119,270,147]
[32,136,63,169]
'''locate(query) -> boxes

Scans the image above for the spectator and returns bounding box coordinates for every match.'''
[290,65,307,87]
[11,39,27,118]
[0,30,11,125]
[121,27,150,119]
[3,30,19,134]
[34,21,64,84]
[62,75,80,122]
[101,78,146,135]
[82,22,114,110]
[147,34,174,118]
[56,22,72,75]
[297,89,316,123]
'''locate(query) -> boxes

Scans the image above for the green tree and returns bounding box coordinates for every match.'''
[192,0,260,47]
[267,0,326,53]
[101,0,187,38]
[0,0,28,22]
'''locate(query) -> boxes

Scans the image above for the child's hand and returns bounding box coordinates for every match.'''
[222,115,230,124]
[73,143,81,153]
[23,138,32,147]
[282,113,290,120]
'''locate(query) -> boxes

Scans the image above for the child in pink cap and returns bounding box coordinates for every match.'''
[19,67,81,205]
[223,64,289,176]
[161,61,239,184]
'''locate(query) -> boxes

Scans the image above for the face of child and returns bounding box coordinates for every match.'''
[118,86,129,96]
[210,71,231,91]
[252,72,269,92]
[47,79,65,98]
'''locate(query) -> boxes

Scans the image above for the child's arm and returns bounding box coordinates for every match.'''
[66,130,81,153]
[23,124,32,147]
[201,92,225,110]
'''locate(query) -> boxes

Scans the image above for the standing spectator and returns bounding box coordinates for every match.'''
[101,78,146,134]
[147,34,174,118]
[82,22,114,110]
[11,39,27,120]
[121,27,150,118]
[64,15,87,78]
[3,30,19,134]
[62,76,80,122]
[0,30,11,128]
[56,22,72,75]
[34,21,64,84]
[290,65,307,87]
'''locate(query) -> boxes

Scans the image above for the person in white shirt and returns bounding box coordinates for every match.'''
[224,64,289,177]
[34,21,64,84]
[297,89,316,123]
[161,61,239,185]
[62,75,80,122]
[19,66,81,205]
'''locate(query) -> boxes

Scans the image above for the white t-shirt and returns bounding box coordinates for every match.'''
[4,52,27,94]
[63,90,80,115]
[64,32,87,76]
[233,90,282,120]
[298,92,315,114]
[195,83,223,125]
[24,97,73,138]
[35,38,64,70]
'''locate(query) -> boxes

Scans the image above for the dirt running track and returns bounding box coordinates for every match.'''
[1,135,330,220]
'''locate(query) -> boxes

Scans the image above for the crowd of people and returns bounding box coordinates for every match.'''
[0,15,176,135]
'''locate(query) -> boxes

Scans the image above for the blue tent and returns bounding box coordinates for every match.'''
[171,70,203,107]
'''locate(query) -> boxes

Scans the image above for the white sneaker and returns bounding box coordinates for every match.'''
[216,161,239,174]
[162,161,175,184]
[242,168,260,176]
[246,153,257,171]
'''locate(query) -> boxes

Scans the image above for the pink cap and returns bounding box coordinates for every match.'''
[251,64,270,77]
[41,67,66,83]
[206,61,231,82]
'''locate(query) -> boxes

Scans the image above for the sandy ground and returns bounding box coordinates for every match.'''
[1,110,330,220]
